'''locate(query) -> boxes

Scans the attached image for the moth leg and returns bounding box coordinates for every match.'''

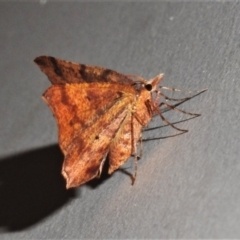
[153,88,192,106]
[142,131,186,141]
[132,154,138,185]
[159,102,200,117]
[130,134,142,160]
[143,92,203,140]
[146,100,188,133]
[159,88,207,115]
[144,115,199,133]
[142,111,190,141]
[131,112,138,185]
[137,134,143,160]
[158,91,194,102]
[156,89,207,117]
[130,111,149,184]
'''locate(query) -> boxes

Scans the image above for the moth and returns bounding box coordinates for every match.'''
[35,56,206,188]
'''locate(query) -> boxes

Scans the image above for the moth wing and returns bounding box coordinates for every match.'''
[108,116,143,174]
[43,82,136,188]
[108,114,132,173]
[34,56,134,85]
[43,83,133,155]
[108,88,154,173]
[63,107,130,188]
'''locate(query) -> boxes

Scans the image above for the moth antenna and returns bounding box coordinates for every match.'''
[160,86,191,93]
[160,86,208,94]
[160,88,207,114]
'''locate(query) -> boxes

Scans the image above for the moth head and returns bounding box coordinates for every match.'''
[145,73,164,92]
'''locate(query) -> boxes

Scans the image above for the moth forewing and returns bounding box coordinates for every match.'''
[34,56,134,85]
[62,108,130,188]
[58,84,136,188]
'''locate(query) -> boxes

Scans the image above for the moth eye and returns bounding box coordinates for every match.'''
[95,135,99,140]
[145,84,152,91]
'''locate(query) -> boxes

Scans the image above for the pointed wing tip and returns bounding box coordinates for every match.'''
[62,169,73,189]
[41,94,48,103]
[34,55,58,67]
[42,87,53,103]
[34,56,49,67]
[63,169,87,189]
[65,181,75,189]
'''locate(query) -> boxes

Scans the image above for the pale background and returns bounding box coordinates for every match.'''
[0,2,239,239]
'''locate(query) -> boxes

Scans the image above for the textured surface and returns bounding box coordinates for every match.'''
[0,2,240,238]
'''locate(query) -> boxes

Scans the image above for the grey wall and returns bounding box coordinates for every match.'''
[0,2,239,239]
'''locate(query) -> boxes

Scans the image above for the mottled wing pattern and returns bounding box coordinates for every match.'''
[43,83,134,154]
[63,108,129,188]
[108,87,154,173]
[108,113,133,173]
[43,82,137,188]
[34,56,134,85]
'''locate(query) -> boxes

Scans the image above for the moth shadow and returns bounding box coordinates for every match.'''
[86,160,134,189]
[86,158,114,189]
[0,144,76,232]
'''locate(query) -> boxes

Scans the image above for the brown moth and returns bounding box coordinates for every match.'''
[35,56,206,188]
